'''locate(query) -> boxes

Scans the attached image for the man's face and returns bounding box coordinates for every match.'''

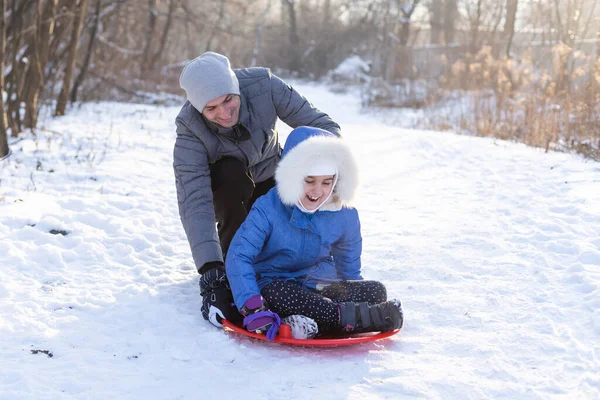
[202,94,241,128]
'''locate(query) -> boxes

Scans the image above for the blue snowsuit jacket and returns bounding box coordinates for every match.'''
[226,188,363,310]
[225,126,363,310]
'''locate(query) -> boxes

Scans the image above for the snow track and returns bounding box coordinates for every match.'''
[1,85,598,399]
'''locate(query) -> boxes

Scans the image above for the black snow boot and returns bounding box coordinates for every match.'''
[338,300,403,333]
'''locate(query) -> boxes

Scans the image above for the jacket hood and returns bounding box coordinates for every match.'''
[275,126,359,211]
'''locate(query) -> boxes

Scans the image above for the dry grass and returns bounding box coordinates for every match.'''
[434,45,600,161]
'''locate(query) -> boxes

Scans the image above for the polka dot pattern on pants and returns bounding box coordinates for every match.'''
[261,280,388,332]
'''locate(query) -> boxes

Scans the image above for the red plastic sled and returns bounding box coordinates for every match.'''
[222,319,400,348]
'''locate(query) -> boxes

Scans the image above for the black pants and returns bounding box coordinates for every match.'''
[261,280,387,333]
[210,157,275,259]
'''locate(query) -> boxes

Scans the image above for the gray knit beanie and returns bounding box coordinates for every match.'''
[179,52,240,112]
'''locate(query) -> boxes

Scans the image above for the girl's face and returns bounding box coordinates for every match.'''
[301,175,335,211]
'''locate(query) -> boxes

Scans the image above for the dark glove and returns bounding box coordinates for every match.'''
[199,263,242,327]
[240,295,280,340]
[198,261,224,276]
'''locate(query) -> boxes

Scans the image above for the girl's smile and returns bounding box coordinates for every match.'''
[301,175,335,211]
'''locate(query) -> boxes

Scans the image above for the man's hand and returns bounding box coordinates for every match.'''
[199,264,242,327]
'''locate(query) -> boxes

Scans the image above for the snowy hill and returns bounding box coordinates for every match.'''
[1,83,599,400]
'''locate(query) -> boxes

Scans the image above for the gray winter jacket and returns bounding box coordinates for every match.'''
[173,67,341,272]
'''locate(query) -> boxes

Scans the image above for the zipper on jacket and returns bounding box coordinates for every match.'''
[299,230,306,258]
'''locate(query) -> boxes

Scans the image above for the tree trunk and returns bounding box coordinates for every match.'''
[469,0,483,52]
[398,1,420,47]
[429,0,443,44]
[576,0,599,52]
[206,0,226,51]
[5,0,29,135]
[179,0,206,58]
[151,0,176,70]
[443,0,457,44]
[23,0,58,129]
[283,0,300,72]
[0,0,9,158]
[597,31,600,63]
[392,0,420,81]
[504,0,518,58]
[56,0,88,116]
[71,0,100,104]
[321,0,331,26]
[399,21,410,47]
[141,0,158,74]
[553,0,568,45]
[251,0,272,66]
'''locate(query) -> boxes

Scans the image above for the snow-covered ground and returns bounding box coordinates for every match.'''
[1,82,599,400]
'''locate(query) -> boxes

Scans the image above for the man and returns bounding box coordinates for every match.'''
[174,52,341,328]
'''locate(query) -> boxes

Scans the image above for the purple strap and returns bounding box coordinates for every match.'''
[243,311,281,341]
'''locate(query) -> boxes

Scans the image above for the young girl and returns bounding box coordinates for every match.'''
[225,126,403,339]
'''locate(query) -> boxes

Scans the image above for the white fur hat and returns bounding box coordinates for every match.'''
[275,127,359,212]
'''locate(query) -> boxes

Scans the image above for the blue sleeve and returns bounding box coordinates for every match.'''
[225,201,272,309]
[331,208,363,280]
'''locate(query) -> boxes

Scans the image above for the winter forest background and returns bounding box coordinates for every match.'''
[1,0,600,162]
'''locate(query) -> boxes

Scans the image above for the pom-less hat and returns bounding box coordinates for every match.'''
[276,127,359,213]
[305,162,337,177]
[179,52,240,112]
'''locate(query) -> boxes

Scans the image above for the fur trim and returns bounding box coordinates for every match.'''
[275,136,359,211]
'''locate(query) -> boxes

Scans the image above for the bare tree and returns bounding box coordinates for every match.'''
[150,0,177,70]
[251,0,272,66]
[427,0,457,45]
[398,0,421,46]
[429,0,443,44]
[462,0,503,52]
[501,0,519,58]
[71,0,101,103]
[597,31,600,62]
[382,0,421,81]
[141,0,158,74]
[443,0,457,44]
[574,0,599,52]
[551,0,590,45]
[23,0,58,129]
[466,0,484,52]
[56,0,88,116]
[321,0,332,25]
[206,0,227,52]
[0,0,9,158]
[282,0,301,72]
[5,0,34,135]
